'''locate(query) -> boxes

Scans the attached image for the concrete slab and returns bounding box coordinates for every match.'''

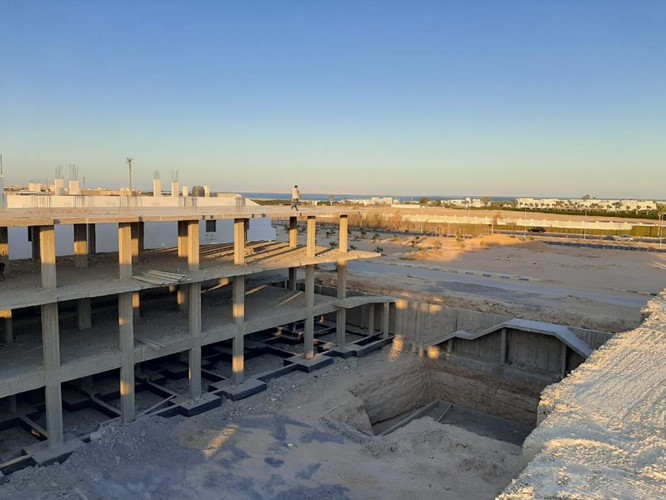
[285,353,335,373]
[23,438,85,467]
[173,392,222,417]
[210,378,267,401]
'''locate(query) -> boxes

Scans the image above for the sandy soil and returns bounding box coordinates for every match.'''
[0,350,524,500]
[287,225,665,332]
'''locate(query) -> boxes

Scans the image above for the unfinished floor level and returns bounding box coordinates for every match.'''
[0,204,395,466]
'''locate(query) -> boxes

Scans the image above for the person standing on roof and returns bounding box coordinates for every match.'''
[291,185,300,211]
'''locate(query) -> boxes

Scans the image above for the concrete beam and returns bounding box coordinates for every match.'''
[73,224,88,268]
[232,275,246,385]
[118,292,135,423]
[118,222,132,281]
[39,225,56,289]
[234,218,245,265]
[306,216,316,258]
[189,283,202,400]
[304,265,315,359]
[289,216,298,248]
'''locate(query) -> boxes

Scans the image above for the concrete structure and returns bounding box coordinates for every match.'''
[0,200,390,466]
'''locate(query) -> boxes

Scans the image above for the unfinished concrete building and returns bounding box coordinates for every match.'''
[0,199,394,469]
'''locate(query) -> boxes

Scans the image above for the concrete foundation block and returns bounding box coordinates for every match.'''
[61,386,90,411]
[353,337,394,357]
[328,346,356,359]
[255,364,299,382]
[285,353,335,373]
[173,392,222,417]
[24,438,85,466]
[210,378,267,401]
[0,455,36,476]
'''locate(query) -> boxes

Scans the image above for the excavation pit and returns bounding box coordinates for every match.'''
[330,356,538,446]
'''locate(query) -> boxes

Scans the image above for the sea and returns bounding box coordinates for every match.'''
[239,192,518,203]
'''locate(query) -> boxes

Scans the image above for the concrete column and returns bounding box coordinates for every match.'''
[499,328,507,365]
[73,224,88,268]
[367,304,375,335]
[73,224,91,329]
[288,267,298,291]
[0,226,9,272]
[339,215,348,252]
[42,302,63,448]
[153,178,162,197]
[118,292,135,423]
[232,275,246,385]
[138,221,145,252]
[44,384,63,448]
[560,343,568,377]
[87,224,96,254]
[244,219,249,244]
[306,216,316,258]
[288,216,299,291]
[77,298,92,330]
[289,216,298,248]
[177,221,188,258]
[335,261,347,345]
[131,222,140,264]
[1,309,13,345]
[118,223,132,280]
[234,218,245,265]
[132,292,140,319]
[188,283,202,399]
[188,220,200,271]
[177,285,189,312]
[30,226,41,261]
[304,265,315,359]
[40,225,56,289]
[382,302,390,339]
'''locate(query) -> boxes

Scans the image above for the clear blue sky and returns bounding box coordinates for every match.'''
[1,1,664,198]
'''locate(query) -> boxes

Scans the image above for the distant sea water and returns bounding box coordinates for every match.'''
[240,192,517,203]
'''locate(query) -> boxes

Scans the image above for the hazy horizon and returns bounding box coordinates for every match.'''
[1,1,664,199]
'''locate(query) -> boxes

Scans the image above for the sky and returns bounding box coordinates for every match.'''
[1,1,664,199]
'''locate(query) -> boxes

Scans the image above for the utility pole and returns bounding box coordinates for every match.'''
[126,157,133,195]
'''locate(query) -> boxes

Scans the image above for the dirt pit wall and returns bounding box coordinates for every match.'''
[329,353,541,437]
